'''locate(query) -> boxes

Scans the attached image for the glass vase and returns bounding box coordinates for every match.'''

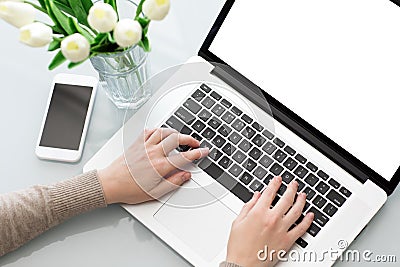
[90,44,150,109]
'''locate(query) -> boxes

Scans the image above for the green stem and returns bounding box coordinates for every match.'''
[24,1,47,14]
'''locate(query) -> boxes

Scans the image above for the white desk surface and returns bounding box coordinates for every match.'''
[0,1,399,266]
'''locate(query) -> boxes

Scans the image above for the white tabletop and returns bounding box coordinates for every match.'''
[0,1,399,266]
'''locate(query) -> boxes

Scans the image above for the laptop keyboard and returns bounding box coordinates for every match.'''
[162,83,352,248]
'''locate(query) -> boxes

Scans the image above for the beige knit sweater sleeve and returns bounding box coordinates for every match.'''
[0,170,107,256]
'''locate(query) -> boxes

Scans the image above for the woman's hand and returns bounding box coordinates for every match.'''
[226,176,314,267]
[97,128,209,205]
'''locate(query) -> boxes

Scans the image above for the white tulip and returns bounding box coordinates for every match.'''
[0,1,35,28]
[142,0,170,21]
[87,2,117,33]
[19,22,52,47]
[113,19,142,48]
[61,33,90,63]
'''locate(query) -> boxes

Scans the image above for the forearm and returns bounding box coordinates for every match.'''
[0,170,107,256]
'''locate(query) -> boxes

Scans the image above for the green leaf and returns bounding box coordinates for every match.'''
[48,51,66,70]
[68,17,94,43]
[48,39,61,51]
[67,0,89,27]
[135,0,146,19]
[93,33,108,45]
[104,0,117,13]
[24,1,47,14]
[138,36,150,52]
[37,0,46,9]
[81,0,93,14]
[107,32,115,43]
[68,61,84,69]
[44,0,74,35]
[53,0,74,17]
[51,24,64,34]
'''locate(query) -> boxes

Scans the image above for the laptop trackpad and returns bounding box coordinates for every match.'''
[153,187,237,261]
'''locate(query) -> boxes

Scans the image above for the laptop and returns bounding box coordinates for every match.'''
[84,0,400,266]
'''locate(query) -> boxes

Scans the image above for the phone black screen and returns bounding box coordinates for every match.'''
[39,83,93,150]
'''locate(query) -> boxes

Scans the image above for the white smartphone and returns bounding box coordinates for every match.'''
[36,73,98,162]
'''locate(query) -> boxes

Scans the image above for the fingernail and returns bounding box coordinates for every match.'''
[291,180,298,187]
[307,212,314,219]
[200,147,210,155]
[183,173,191,181]
[275,176,282,182]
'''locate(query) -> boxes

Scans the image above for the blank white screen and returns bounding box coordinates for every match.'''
[210,0,400,180]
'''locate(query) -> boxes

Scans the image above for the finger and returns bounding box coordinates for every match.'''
[288,212,314,242]
[144,128,158,141]
[148,171,191,199]
[166,147,209,172]
[283,192,307,229]
[255,176,282,210]
[146,128,178,145]
[160,133,200,155]
[237,191,261,221]
[272,180,298,216]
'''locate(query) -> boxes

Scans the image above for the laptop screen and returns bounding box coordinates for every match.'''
[209,0,400,181]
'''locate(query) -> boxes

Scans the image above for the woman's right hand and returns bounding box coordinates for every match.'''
[225,176,314,267]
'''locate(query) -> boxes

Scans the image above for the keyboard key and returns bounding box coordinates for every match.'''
[304,173,319,186]
[273,138,285,148]
[229,132,242,144]
[191,132,202,142]
[198,109,212,122]
[317,170,329,180]
[231,106,243,116]
[283,157,298,171]
[296,238,308,248]
[282,171,295,184]
[307,223,321,237]
[326,189,346,207]
[232,183,253,202]
[323,203,338,217]
[252,122,264,132]
[200,140,213,150]
[295,154,307,164]
[262,141,277,155]
[177,145,191,152]
[303,187,316,200]
[270,163,284,176]
[201,97,216,109]
[211,104,226,116]
[339,187,352,197]
[315,181,329,195]
[242,126,256,139]
[308,207,329,227]
[222,143,236,156]
[263,174,274,185]
[243,158,257,172]
[191,89,206,101]
[192,120,206,132]
[166,115,184,132]
[271,195,280,206]
[210,91,222,100]
[306,162,318,172]
[183,98,202,114]
[312,195,327,209]
[249,147,262,160]
[219,156,233,169]
[201,127,216,140]
[240,172,254,185]
[294,165,309,178]
[208,117,222,129]
[212,135,226,148]
[233,150,246,164]
[229,164,244,177]
[218,124,232,137]
[221,99,232,108]
[200,84,211,93]
[241,114,253,124]
[284,146,296,156]
[238,139,252,152]
[296,179,305,192]
[253,166,267,179]
[262,129,275,140]
[303,201,310,212]
[221,111,235,124]
[252,134,267,147]
[209,149,223,161]
[328,178,340,189]
[250,180,264,192]
[277,184,287,195]
[259,155,274,168]
[295,214,305,225]
[273,149,287,163]
[232,119,246,131]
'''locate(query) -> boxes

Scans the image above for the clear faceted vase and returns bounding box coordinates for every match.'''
[90,44,151,109]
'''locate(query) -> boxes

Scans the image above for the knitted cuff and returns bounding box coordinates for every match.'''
[50,170,107,222]
[219,261,244,267]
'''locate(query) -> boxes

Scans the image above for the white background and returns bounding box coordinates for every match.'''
[210,0,400,180]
